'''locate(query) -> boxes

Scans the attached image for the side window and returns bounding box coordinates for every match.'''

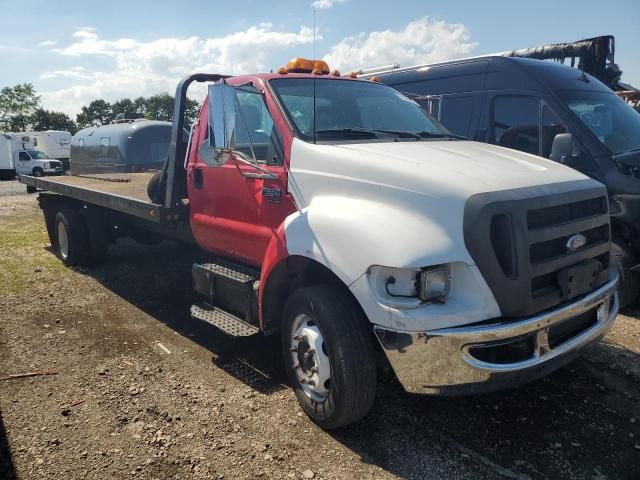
[440,96,474,137]
[541,103,568,159]
[492,96,540,156]
[19,151,30,161]
[99,137,110,157]
[233,90,280,165]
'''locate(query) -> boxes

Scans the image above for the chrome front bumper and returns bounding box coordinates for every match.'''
[374,274,619,395]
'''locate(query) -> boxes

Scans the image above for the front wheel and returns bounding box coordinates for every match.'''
[282,285,377,429]
[32,167,44,177]
[612,242,639,308]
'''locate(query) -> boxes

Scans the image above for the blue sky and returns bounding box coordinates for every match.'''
[1,0,638,116]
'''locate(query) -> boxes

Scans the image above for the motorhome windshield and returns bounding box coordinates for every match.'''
[26,150,48,159]
[558,90,640,155]
[270,78,450,141]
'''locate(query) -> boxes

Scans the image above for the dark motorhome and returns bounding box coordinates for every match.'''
[374,56,640,306]
[70,120,171,174]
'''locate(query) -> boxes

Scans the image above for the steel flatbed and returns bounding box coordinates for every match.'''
[19,172,182,223]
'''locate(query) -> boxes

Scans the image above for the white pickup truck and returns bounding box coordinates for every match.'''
[14,149,63,177]
[21,61,619,429]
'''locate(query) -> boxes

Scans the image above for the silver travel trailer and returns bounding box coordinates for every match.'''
[70,120,172,174]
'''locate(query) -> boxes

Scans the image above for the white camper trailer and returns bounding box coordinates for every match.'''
[0,134,15,179]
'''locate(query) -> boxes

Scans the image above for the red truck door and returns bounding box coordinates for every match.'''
[187,84,295,267]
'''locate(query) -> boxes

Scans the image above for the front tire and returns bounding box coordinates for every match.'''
[282,285,377,429]
[612,242,639,308]
[55,209,90,267]
[32,167,44,177]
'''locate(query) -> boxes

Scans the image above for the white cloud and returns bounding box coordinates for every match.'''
[38,40,57,47]
[324,17,477,72]
[311,0,346,8]
[40,24,317,116]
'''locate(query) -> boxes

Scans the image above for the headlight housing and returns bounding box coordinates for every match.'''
[368,264,452,308]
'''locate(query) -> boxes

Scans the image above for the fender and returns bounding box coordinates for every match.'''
[283,196,468,286]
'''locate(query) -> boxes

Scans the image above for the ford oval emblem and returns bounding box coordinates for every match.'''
[566,233,587,252]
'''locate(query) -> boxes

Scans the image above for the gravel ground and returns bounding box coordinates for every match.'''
[0,179,27,197]
[0,182,639,480]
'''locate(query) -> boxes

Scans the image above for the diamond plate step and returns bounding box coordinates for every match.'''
[191,303,259,337]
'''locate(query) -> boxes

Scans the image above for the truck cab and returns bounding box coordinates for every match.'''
[373,57,640,306]
[14,149,63,177]
[22,60,619,429]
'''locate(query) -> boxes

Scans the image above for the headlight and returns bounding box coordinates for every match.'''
[419,265,451,301]
[43,162,50,168]
[368,264,453,308]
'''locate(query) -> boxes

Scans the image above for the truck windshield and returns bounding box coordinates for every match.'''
[269,78,451,141]
[558,90,640,155]
[26,150,48,159]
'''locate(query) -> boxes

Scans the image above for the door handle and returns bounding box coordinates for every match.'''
[194,167,203,189]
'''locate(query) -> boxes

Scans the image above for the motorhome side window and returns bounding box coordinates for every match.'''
[492,96,539,156]
[99,137,110,157]
[19,152,30,161]
[232,90,279,165]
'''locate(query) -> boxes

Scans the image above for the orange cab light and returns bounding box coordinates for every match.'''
[330,69,341,76]
[345,71,358,79]
[286,57,314,73]
[277,66,288,74]
[312,60,330,74]
[370,75,380,83]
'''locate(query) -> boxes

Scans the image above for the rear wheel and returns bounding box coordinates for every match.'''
[282,285,377,429]
[54,209,90,267]
[612,242,639,308]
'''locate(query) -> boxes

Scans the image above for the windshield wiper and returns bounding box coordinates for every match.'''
[314,128,379,139]
[417,131,466,140]
[315,128,422,140]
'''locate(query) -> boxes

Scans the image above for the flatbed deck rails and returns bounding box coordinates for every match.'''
[19,173,181,223]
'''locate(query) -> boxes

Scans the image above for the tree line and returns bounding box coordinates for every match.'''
[0,83,200,134]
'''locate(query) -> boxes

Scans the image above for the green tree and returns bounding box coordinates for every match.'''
[76,99,113,127]
[31,108,78,134]
[142,93,199,124]
[112,98,139,118]
[0,83,41,131]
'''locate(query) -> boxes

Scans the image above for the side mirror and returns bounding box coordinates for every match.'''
[205,82,237,167]
[549,133,577,162]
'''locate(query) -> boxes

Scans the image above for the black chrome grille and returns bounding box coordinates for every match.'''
[464,180,611,318]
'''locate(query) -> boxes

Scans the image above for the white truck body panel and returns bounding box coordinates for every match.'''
[0,135,15,176]
[20,131,71,159]
[284,137,591,331]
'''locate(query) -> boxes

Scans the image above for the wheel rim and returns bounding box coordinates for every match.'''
[57,222,69,260]
[290,314,331,402]
[33,169,43,177]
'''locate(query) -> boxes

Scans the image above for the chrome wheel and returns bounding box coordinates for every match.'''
[57,221,69,260]
[290,313,331,402]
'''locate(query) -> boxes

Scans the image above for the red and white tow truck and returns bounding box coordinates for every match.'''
[21,58,619,429]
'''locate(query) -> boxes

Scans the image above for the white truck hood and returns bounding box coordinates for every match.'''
[287,138,595,272]
[329,140,587,197]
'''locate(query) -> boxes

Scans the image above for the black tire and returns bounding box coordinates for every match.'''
[54,209,90,267]
[32,167,44,177]
[281,285,377,429]
[612,242,639,308]
[26,185,37,194]
[147,171,162,202]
